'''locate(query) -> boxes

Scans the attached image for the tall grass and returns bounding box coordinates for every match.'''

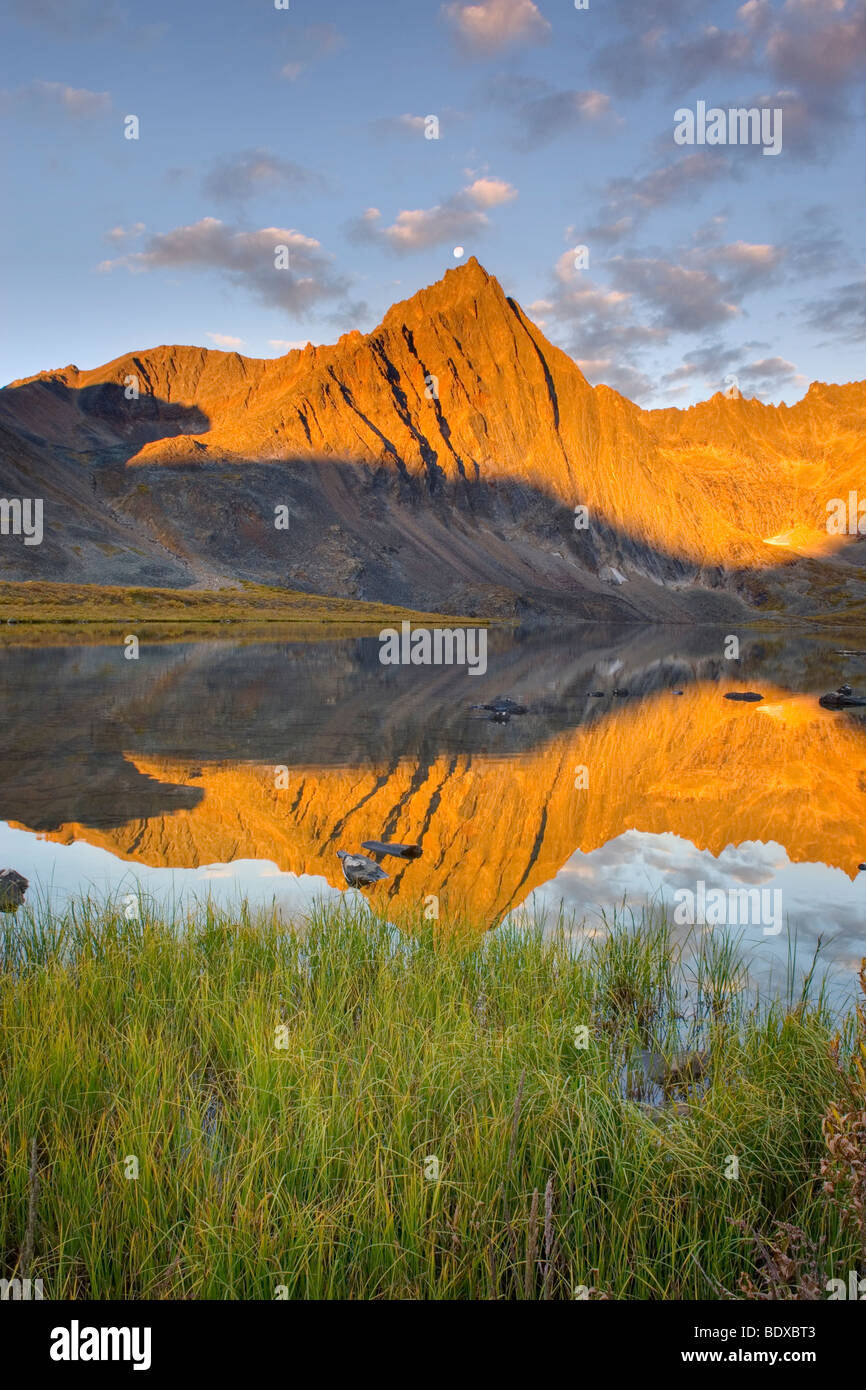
[0,897,860,1300]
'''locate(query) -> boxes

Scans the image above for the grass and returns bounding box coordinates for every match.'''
[0,898,862,1300]
[0,580,482,631]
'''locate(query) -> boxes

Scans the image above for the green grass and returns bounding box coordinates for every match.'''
[0,898,861,1300]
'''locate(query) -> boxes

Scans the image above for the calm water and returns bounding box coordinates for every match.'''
[2,623,866,1007]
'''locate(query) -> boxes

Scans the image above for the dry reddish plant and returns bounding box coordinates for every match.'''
[818,961,866,1264]
[737,1221,824,1300]
[739,960,866,1299]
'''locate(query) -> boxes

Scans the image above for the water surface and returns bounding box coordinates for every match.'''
[2,622,865,1006]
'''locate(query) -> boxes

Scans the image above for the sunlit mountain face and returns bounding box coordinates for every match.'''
[3,624,866,1005]
[3,261,866,620]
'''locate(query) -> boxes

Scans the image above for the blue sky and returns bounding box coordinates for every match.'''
[1,0,864,405]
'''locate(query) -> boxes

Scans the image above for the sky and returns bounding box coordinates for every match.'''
[1,0,864,406]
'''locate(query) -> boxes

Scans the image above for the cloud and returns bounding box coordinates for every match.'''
[695,239,785,294]
[594,0,866,152]
[281,23,345,80]
[373,113,428,138]
[662,343,802,398]
[645,84,849,162]
[781,206,852,275]
[9,0,120,39]
[592,151,734,239]
[269,339,309,352]
[584,86,843,267]
[347,177,517,253]
[442,0,551,53]
[767,0,866,93]
[585,217,635,244]
[595,19,757,98]
[203,149,324,203]
[739,355,802,390]
[98,217,352,316]
[371,109,466,140]
[352,206,487,254]
[738,0,775,31]
[104,222,145,243]
[531,230,788,404]
[661,341,750,386]
[206,333,245,349]
[661,24,757,82]
[726,87,835,158]
[487,74,618,148]
[606,256,741,333]
[0,80,112,118]
[529,250,664,399]
[802,277,866,341]
[600,242,784,334]
[513,89,617,147]
[462,176,517,208]
[574,359,656,400]
[10,0,165,48]
[590,96,836,250]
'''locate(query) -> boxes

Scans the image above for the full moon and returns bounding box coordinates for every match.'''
[453,246,464,259]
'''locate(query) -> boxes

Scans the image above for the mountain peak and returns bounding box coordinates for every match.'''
[445,254,491,282]
[381,256,503,329]
[427,255,497,299]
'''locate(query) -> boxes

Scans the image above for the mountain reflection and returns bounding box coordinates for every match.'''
[3,625,866,929]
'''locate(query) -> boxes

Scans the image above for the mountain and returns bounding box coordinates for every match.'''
[2,257,865,619]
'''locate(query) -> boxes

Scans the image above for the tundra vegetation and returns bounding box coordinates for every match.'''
[0,581,471,628]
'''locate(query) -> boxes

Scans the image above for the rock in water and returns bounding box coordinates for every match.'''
[470,697,528,716]
[643,1049,709,1091]
[0,869,29,912]
[336,851,389,887]
[361,840,422,860]
[817,692,866,711]
[724,691,764,702]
